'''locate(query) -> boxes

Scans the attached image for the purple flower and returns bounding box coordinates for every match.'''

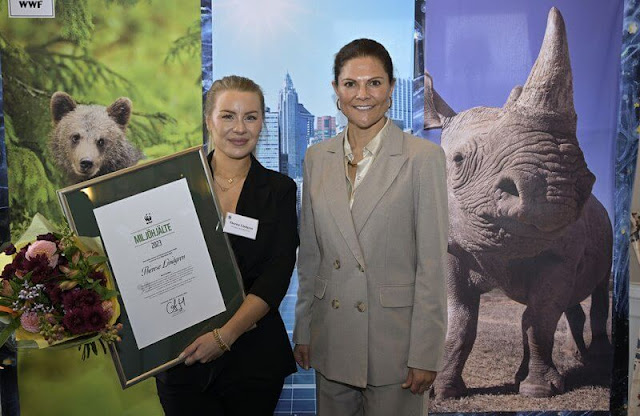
[13,250,27,269]
[1,263,15,280]
[45,283,63,306]
[62,289,100,311]
[89,270,107,285]
[83,305,108,332]
[25,254,56,284]
[3,244,16,255]
[36,233,57,243]
[62,308,86,335]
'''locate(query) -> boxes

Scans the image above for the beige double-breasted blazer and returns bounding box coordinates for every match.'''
[293,121,448,388]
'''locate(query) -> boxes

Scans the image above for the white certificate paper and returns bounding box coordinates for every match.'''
[94,178,226,349]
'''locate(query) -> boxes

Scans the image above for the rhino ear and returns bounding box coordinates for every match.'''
[50,92,77,124]
[504,86,523,107]
[107,97,132,130]
[424,71,456,130]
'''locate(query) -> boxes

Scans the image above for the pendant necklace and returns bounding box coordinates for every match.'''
[213,167,249,192]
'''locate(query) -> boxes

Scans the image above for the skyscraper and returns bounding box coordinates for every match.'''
[297,103,314,172]
[316,116,336,141]
[255,107,279,171]
[278,73,299,178]
[389,78,413,132]
[309,115,336,147]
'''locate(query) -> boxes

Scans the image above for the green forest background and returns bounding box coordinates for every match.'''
[0,1,203,414]
[1,0,203,238]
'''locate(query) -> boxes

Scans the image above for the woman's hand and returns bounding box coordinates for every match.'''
[401,368,436,395]
[293,344,311,370]
[180,294,270,366]
[180,327,230,366]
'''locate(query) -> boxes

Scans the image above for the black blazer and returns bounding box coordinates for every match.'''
[157,153,299,389]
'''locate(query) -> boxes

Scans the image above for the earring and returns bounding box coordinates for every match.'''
[336,99,342,111]
[388,97,393,110]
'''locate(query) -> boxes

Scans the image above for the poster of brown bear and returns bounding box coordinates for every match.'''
[49,92,143,184]
[0,1,208,415]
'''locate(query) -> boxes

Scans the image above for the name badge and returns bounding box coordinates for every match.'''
[223,213,259,240]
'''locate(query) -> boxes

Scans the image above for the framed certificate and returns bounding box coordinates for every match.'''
[57,146,245,388]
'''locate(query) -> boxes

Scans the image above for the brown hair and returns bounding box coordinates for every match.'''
[333,39,395,84]
[204,75,266,130]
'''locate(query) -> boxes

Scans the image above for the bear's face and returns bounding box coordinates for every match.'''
[50,92,141,183]
[54,107,128,180]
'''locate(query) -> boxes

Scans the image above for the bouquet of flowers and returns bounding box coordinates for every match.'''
[0,214,121,358]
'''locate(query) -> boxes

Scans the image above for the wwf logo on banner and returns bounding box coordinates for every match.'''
[8,0,55,18]
[144,213,152,225]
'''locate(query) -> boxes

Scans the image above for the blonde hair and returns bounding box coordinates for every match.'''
[204,76,265,150]
[204,75,265,126]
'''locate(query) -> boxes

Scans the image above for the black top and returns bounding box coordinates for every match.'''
[157,153,299,389]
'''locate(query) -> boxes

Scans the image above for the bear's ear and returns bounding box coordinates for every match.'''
[50,92,77,124]
[107,97,132,130]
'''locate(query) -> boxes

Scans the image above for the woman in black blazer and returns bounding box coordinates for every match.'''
[155,76,299,415]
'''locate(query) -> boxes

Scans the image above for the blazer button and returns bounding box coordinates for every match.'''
[331,299,340,309]
[356,301,366,312]
[357,264,364,273]
[333,260,341,269]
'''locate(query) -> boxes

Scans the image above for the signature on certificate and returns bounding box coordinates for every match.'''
[163,294,186,316]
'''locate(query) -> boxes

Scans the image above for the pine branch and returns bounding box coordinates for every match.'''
[165,21,200,64]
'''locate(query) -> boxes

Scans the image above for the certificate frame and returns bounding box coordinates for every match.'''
[57,146,245,388]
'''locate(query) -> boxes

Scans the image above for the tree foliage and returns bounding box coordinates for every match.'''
[0,0,203,238]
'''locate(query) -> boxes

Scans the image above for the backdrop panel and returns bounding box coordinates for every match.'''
[417,0,625,413]
[0,1,212,414]
[211,1,414,414]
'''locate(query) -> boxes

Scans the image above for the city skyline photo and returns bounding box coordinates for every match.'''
[212,0,413,121]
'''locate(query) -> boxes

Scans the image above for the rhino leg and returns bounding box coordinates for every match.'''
[434,253,480,399]
[565,304,588,363]
[586,277,612,359]
[518,305,565,397]
[515,316,530,384]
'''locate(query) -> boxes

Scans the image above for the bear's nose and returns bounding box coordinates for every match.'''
[79,159,94,172]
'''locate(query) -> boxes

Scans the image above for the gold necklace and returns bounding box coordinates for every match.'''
[213,176,242,192]
[213,168,249,192]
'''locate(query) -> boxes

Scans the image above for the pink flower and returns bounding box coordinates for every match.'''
[25,241,58,268]
[20,311,40,333]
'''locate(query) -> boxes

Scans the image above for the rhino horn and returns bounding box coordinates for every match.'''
[424,71,457,130]
[515,7,575,117]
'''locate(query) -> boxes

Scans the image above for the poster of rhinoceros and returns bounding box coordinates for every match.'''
[420,0,622,411]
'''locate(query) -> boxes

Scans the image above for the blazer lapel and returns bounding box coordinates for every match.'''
[235,154,270,220]
[351,122,408,235]
[322,133,365,266]
[221,154,270,247]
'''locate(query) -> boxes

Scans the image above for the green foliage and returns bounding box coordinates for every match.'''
[165,21,201,63]
[55,0,94,45]
[6,142,60,229]
[1,0,203,235]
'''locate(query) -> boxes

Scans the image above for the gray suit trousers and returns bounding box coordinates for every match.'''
[315,371,427,416]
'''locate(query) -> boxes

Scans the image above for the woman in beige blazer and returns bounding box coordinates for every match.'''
[293,39,449,416]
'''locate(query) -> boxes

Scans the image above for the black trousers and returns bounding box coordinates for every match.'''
[156,374,285,416]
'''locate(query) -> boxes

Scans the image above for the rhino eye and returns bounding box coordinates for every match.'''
[71,134,80,144]
[453,153,464,165]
